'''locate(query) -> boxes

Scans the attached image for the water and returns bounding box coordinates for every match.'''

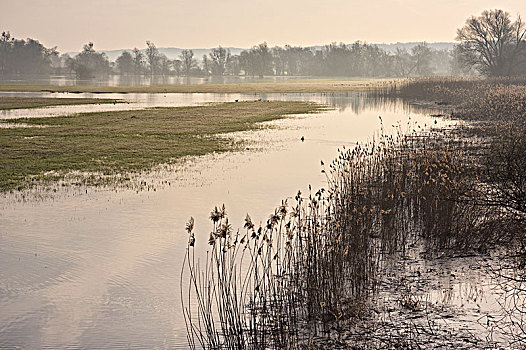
[0,92,470,349]
[0,75,375,87]
[371,244,526,346]
[0,91,418,120]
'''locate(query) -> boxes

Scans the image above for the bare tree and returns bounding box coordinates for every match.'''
[209,46,231,76]
[0,32,13,77]
[180,49,197,76]
[132,47,145,75]
[240,43,273,78]
[172,59,182,76]
[116,51,134,75]
[272,46,286,75]
[392,48,413,77]
[146,41,160,76]
[202,54,210,75]
[456,9,526,76]
[450,44,477,76]
[226,55,240,76]
[411,43,434,76]
[159,54,171,76]
[69,42,110,79]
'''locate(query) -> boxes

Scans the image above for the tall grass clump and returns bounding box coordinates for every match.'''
[388,77,526,227]
[180,130,497,348]
[181,150,381,348]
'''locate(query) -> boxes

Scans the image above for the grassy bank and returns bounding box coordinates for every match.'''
[0,96,121,110]
[0,100,325,191]
[0,79,392,94]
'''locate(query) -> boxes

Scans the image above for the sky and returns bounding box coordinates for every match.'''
[2,0,526,52]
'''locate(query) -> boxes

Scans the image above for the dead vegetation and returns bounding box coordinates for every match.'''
[181,78,526,348]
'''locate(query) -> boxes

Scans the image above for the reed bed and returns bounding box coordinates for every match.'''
[181,78,526,348]
[383,77,526,223]
[181,133,497,348]
[382,77,526,120]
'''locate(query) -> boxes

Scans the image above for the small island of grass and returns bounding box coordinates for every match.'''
[0,100,326,191]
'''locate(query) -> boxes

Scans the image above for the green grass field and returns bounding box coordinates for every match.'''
[0,100,326,191]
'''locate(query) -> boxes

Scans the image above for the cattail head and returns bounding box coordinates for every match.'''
[185,217,194,234]
[244,214,254,230]
[210,207,221,223]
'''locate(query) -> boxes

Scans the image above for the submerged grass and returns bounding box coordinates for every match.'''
[0,96,121,110]
[0,100,326,191]
[0,79,393,94]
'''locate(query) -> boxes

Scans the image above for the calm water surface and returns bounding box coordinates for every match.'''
[0,93,487,349]
[0,75,373,87]
[1,91,405,120]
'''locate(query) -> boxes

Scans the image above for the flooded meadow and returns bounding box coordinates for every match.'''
[3,2,526,348]
[0,92,523,349]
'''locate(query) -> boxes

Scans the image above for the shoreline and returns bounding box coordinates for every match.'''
[0,79,394,94]
[0,96,122,110]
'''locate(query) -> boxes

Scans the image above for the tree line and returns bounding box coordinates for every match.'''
[0,36,468,79]
[0,31,58,77]
[1,9,525,79]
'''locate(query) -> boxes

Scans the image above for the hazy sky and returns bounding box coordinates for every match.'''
[2,0,526,52]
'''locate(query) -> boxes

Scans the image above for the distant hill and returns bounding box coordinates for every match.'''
[375,42,456,53]
[307,42,455,53]
[67,42,456,62]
